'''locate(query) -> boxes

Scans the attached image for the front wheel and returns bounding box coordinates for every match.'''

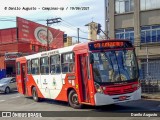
[5,87,10,94]
[68,90,82,109]
[32,87,39,102]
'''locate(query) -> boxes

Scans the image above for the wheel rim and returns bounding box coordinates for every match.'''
[33,91,37,100]
[71,93,79,105]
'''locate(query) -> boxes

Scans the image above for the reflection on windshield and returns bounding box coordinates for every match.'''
[92,50,138,83]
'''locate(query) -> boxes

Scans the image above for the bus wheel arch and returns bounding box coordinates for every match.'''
[67,88,82,109]
[31,85,35,96]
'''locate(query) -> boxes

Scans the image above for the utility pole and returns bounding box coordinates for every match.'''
[105,0,109,39]
[77,28,80,43]
[46,18,62,51]
[146,45,149,78]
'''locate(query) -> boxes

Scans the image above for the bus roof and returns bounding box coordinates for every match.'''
[16,39,132,61]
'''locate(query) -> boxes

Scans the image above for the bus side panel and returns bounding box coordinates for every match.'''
[48,75,63,100]
[26,74,44,98]
[55,73,77,102]
[16,75,25,94]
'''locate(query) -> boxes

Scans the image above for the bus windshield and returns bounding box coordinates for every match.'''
[92,49,138,83]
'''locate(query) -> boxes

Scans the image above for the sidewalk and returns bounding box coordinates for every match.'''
[142,93,160,99]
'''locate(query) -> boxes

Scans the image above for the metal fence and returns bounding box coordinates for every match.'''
[141,79,160,93]
[140,60,160,93]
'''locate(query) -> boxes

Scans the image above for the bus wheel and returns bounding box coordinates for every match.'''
[68,90,82,109]
[32,87,39,102]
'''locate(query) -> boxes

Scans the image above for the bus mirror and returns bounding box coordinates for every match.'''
[90,53,94,64]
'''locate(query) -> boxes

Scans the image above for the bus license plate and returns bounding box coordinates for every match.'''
[119,96,127,101]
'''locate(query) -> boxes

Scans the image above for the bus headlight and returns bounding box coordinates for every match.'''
[132,83,141,89]
[94,82,103,94]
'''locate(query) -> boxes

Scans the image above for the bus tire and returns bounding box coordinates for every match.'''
[68,90,82,109]
[32,87,39,102]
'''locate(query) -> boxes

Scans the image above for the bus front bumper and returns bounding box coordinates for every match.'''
[94,87,141,106]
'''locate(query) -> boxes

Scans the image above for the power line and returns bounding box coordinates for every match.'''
[59,22,77,31]
[0,16,89,38]
[79,29,88,34]
[71,36,93,41]
[61,19,88,34]
[61,19,77,29]
[0,16,90,31]
[46,18,62,50]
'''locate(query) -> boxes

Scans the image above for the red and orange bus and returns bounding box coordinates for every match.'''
[16,39,141,108]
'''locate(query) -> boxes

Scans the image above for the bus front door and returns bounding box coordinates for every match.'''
[79,54,90,103]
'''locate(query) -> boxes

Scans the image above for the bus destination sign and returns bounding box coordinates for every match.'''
[88,41,132,51]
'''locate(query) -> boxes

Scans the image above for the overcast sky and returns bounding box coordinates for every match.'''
[0,0,105,43]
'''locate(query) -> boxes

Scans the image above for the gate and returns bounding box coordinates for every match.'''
[140,60,160,93]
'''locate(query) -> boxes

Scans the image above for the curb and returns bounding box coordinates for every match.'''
[142,94,160,99]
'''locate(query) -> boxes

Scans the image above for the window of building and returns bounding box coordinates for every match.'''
[27,60,31,74]
[61,52,75,73]
[141,25,160,43]
[16,62,20,75]
[40,57,49,74]
[141,0,160,10]
[31,59,39,75]
[115,28,134,44]
[50,55,61,74]
[32,45,35,51]
[39,47,46,52]
[115,0,134,14]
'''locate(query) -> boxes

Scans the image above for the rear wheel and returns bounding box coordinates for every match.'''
[5,87,10,94]
[68,90,82,109]
[32,87,39,102]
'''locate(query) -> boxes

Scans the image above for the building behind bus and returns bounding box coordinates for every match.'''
[0,17,65,78]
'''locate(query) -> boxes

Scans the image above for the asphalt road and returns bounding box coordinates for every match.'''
[0,91,160,120]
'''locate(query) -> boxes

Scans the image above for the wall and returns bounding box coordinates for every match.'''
[0,28,17,44]
[140,10,160,26]
[115,13,134,29]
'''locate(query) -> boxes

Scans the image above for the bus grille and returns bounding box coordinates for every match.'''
[104,87,136,95]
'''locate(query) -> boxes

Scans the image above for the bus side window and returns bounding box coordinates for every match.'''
[61,52,75,73]
[56,65,60,73]
[31,59,39,75]
[32,68,35,74]
[40,57,49,74]
[51,65,55,74]
[50,55,61,74]
[69,63,75,72]
[27,60,31,74]
[62,63,69,73]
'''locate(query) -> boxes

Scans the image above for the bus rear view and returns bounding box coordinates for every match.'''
[89,40,141,106]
